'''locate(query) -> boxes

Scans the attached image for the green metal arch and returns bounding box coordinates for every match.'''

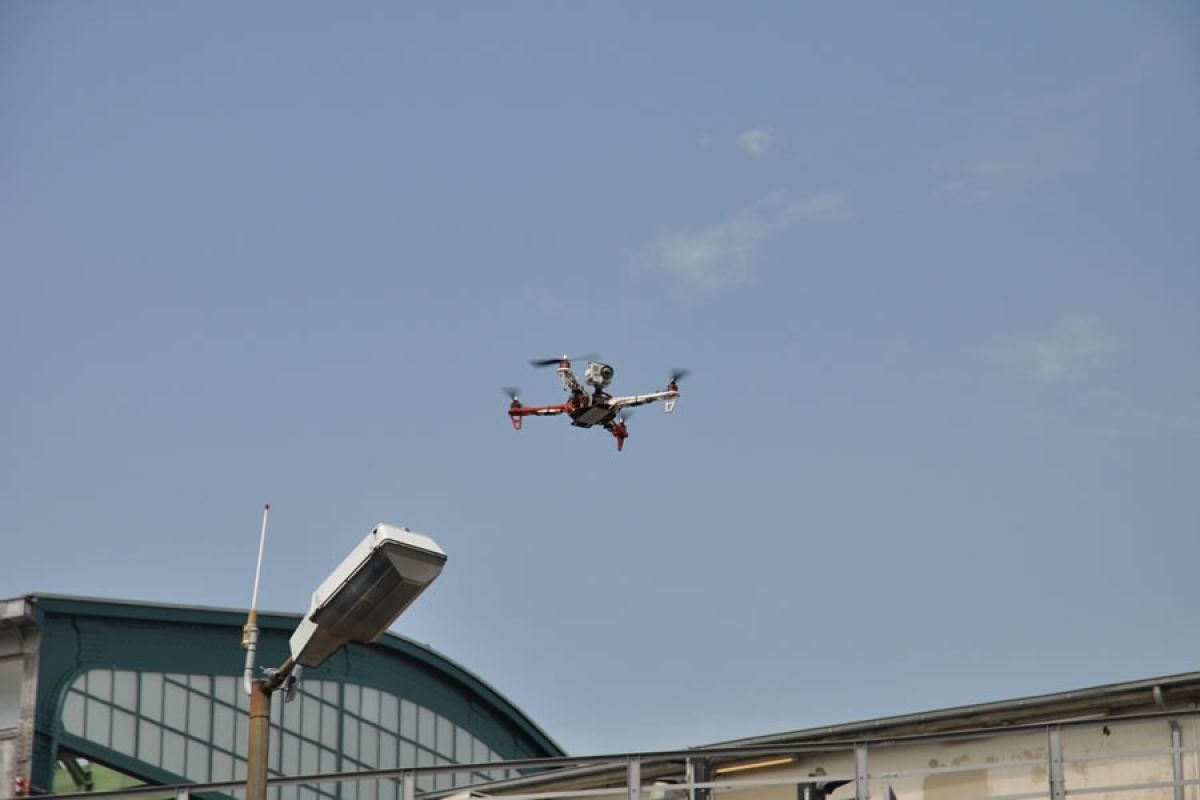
[28,594,563,792]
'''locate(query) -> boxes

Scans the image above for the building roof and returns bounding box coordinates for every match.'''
[8,592,565,757]
[706,670,1200,747]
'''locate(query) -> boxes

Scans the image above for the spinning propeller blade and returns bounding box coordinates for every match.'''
[530,353,598,368]
[502,386,521,402]
[669,368,691,384]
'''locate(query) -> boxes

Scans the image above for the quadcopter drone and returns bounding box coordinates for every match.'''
[505,356,687,451]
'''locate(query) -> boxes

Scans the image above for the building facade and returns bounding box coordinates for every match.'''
[0,595,563,799]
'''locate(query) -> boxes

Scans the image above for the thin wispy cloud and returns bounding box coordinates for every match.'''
[656,192,851,289]
[937,156,1066,204]
[998,314,1119,382]
[738,128,774,157]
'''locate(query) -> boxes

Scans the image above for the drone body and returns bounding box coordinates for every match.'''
[506,356,686,451]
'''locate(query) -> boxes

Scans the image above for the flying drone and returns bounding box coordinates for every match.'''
[505,356,687,451]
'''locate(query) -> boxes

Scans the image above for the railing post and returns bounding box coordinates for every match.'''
[1171,721,1185,800]
[854,743,869,800]
[628,756,641,800]
[402,771,416,800]
[687,757,711,800]
[1048,726,1065,800]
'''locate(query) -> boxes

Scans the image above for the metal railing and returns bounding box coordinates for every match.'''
[30,708,1200,800]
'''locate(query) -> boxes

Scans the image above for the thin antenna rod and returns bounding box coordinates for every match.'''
[250,503,271,611]
[242,503,271,695]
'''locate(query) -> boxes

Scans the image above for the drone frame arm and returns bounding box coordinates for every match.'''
[508,402,570,430]
[608,389,680,413]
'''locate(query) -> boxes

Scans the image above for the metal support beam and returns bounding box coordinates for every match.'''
[402,771,416,800]
[1048,726,1065,800]
[854,743,869,800]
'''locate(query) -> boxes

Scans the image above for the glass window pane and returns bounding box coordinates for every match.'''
[138,719,162,764]
[400,741,415,769]
[418,708,434,748]
[189,675,210,693]
[85,698,111,746]
[214,677,235,706]
[301,741,318,773]
[321,703,337,748]
[113,671,137,709]
[213,751,234,782]
[163,729,186,776]
[344,719,359,761]
[269,727,281,771]
[456,729,471,762]
[436,716,453,758]
[188,692,211,739]
[360,780,377,800]
[379,733,396,769]
[282,733,300,775]
[344,685,360,716]
[282,692,300,731]
[381,693,398,730]
[62,692,84,735]
[361,724,379,766]
[212,703,233,750]
[141,673,163,721]
[164,682,187,731]
[302,695,320,740]
[322,681,338,704]
[186,738,210,782]
[361,688,380,724]
[400,700,416,741]
[89,669,113,701]
[112,708,136,753]
[320,748,336,774]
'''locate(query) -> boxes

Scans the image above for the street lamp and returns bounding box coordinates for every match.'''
[243,521,447,800]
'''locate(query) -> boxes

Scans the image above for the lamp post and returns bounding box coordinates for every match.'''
[243,523,447,800]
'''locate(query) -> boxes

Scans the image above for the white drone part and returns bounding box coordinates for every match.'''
[584,361,615,387]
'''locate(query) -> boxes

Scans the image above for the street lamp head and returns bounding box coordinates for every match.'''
[289,523,447,668]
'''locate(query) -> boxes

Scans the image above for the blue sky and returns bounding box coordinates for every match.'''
[3,2,1198,754]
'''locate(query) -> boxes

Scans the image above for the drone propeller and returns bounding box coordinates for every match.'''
[669,368,691,384]
[530,353,598,368]
[616,408,635,423]
[502,386,521,402]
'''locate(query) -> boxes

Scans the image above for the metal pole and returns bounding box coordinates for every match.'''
[1170,721,1184,800]
[1047,726,1065,800]
[627,757,641,800]
[247,678,273,800]
[854,744,869,800]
